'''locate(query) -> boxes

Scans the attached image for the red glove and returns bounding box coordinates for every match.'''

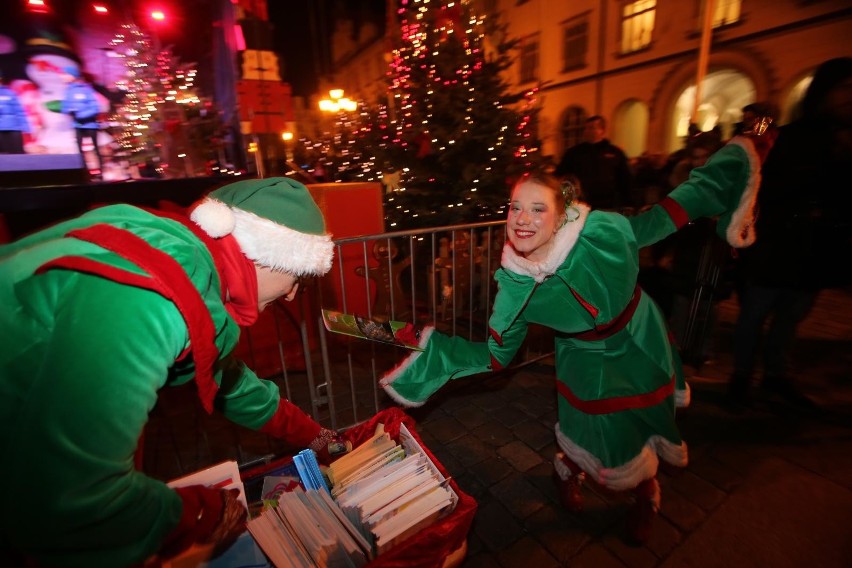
[159,485,246,560]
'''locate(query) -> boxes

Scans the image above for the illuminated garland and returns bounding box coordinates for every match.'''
[298,0,540,228]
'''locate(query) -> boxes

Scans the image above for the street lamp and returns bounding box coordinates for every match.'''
[281,131,294,162]
[318,89,358,113]
[317,89,357,182]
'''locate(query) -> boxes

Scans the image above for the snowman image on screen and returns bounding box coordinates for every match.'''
[19,53,84,154]
[14,17,110,161]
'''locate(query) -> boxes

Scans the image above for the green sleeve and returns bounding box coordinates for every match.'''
[628,141,753,248]
[380,327,492,406]
[380,290,530,407]
[213,356,281,429]
[5,272,187,566]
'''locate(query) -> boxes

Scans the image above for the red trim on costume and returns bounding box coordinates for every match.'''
[659,197,690,229]
[490,353,503,371]
[556,375,676,415]
[568,286,642,341]
[47,224,221,413]
[489,326,503,346]
[259,398,322,447]
[569,287,599,319]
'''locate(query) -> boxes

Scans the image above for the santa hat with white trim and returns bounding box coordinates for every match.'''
[191,177,334,276]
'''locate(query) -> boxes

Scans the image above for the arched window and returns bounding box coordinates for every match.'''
[560,106,587,152]
[613,99,649,158]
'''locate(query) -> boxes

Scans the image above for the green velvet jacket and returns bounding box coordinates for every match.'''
[0,205,302,567]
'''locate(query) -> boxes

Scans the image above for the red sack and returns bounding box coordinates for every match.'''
[342,408,477,568]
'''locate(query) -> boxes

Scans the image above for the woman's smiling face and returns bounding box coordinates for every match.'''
[507,179,563,262]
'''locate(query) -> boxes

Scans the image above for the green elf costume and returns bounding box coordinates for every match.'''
[381,135,766,540]
[0,178,335,566]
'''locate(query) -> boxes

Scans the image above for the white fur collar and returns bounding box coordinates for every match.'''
[501,203,590,282]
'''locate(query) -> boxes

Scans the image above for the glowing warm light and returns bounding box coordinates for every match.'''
[318,89,358,113]
[281,131,294,141]
[150,10,165,21]
[93,4,108,14]
[27,0,48,12]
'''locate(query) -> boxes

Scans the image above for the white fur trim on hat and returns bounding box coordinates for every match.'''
[191,197,334,276]
[231,207,334,276]
[190,198,235,238]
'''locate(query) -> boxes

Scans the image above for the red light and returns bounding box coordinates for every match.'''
[93,4,108,14]
[27,0,49,13]
[150,10,165,21]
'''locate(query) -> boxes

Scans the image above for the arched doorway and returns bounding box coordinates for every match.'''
[669,70,755,152]
[612,99,649,158]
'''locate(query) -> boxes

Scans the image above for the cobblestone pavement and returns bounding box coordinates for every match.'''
[407,288,852,567]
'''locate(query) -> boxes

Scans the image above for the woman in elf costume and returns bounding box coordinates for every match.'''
[381,125,773,545]
[0,178,342,566]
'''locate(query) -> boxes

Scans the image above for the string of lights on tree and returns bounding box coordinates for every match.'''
[107,22,201,166]
[297,0,540,228]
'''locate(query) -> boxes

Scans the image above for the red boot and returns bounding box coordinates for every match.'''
[552,452,585,512]
[625,477,660,546]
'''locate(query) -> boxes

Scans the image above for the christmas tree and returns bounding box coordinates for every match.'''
[384,0,541,221]
[297,0,541,228]
[108,23,207,176]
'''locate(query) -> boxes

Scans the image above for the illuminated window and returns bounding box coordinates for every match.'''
[713,0,741,27]
[621,0,656,54]
[562,14,589,71]
[519,35,539,84]
[561,106,587,150]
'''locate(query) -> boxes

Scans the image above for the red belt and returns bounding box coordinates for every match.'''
[557,375,675,415]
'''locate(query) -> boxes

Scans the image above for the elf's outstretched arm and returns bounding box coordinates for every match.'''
[380,306,530,407]
[629,136,766,250]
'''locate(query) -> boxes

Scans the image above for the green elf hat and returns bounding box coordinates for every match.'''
[190,177,334,276]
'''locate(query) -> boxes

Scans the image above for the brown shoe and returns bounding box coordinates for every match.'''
[625,478,660,546]
[553,452,585,512]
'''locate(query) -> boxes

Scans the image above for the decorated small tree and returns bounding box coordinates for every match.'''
[108,22,208,176]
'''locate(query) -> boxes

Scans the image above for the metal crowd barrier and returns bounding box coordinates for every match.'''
[145,220,557,479]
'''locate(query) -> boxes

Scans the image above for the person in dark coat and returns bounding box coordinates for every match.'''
[729,57,852,408]
[554,115,634,211]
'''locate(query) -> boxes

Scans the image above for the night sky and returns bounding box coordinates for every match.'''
[268,0,386,98]
[267,0,324,98]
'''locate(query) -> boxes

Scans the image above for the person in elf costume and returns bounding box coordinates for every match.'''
[380,122,774,545]
[0,178,344,566]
